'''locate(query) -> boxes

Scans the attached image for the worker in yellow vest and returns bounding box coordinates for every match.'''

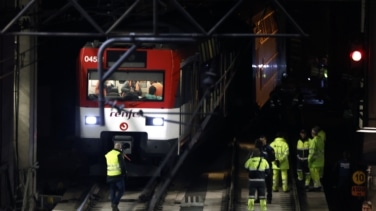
[244,148,270,211]
[270,132,290,192]
[105,142,128,211]
[308,126,325,191]
[296,129,311,189]
[317,127,326,179]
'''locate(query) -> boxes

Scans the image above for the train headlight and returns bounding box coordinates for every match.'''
[146,117,164,126]
[85,116,100,125]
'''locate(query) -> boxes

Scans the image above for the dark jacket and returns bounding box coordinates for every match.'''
[257,144,276,166]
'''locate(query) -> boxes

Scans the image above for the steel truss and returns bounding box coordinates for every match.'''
[1,0,308,38]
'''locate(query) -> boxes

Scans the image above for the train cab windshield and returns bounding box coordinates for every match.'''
[87,69,164,101]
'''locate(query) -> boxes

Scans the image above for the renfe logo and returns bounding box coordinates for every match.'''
[119,122,128,131]
[109,110,142,120]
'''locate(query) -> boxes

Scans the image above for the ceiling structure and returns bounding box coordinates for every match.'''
[0,0,308,38]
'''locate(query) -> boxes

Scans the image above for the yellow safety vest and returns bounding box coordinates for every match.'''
[308,136,325,167]
[270,137,290,169]
[244,156,269,181]
[297,138,310,160]
[105,150,122,176]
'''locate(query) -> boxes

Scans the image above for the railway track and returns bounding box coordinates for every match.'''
[53,177,158,211]
[52,137,306,211]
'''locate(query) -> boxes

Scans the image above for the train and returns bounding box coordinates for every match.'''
[74,6,286,178]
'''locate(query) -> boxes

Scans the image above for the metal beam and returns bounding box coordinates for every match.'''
[0,0,308,38]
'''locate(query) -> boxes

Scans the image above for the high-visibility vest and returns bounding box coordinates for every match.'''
[270,137,290,169]
[105,150,121,176]
[318,130,326,142]
[244,156,270,181]
[297,138,310,160]
[308,136,325,167]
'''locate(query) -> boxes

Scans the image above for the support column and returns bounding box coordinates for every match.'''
[15,0,38,210]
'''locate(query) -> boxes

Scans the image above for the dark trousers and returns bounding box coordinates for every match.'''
[265,174,272,200]
[256,173,272,200]
[249,180,266,199]
[109,179,125,205]
[335,178,351,211]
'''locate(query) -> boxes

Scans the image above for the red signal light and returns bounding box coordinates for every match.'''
[350,50,363,62]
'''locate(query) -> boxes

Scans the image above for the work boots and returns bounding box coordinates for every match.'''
[111,203,119,211]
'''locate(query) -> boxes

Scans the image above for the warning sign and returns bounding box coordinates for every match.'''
[352,171,366,185]
[352,185,366,197]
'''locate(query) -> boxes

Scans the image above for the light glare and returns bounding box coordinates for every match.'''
[85,116,98,125]
[152,118,164,126]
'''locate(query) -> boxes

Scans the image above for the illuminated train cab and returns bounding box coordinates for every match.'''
[76,39,238,177]
[75,7,285,178]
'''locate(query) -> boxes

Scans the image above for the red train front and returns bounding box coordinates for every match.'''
[76,42,200,177]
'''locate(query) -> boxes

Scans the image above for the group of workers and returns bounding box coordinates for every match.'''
[104,124,372,211]
[296,126,326,192]
[244,126,326,211]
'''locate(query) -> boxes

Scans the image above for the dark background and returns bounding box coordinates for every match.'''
[35,1,364,143]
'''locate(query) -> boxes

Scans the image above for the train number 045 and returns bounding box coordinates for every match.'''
[84,56,98,63]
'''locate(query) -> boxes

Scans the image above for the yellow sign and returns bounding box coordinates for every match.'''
[352,185,366,196]
[352,171,366,185]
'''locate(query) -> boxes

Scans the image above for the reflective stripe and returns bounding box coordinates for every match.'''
[105,150,121,176]
[249,178,265,182]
